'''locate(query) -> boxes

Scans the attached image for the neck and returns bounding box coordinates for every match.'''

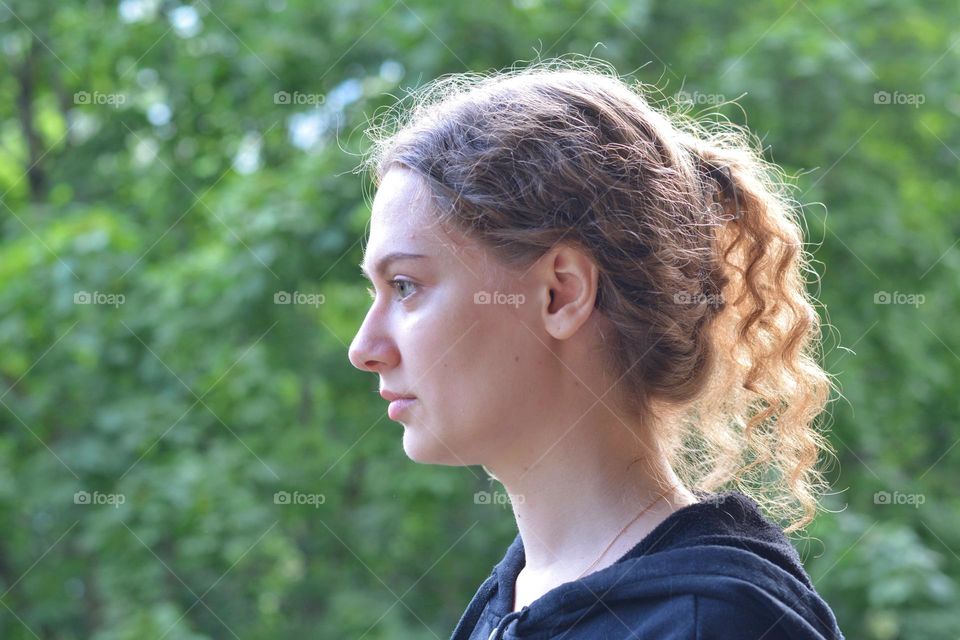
[487,396,698,579]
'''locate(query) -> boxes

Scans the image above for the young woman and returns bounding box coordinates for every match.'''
[348,60,844,639]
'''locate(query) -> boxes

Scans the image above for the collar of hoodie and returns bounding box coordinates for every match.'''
[486,605,529,640]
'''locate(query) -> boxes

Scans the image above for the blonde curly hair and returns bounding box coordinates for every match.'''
[361,57,837,534]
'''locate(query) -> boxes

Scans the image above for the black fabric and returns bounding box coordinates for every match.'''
[449,490,844,639]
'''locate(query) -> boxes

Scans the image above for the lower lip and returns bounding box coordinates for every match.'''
[388,398,417,420]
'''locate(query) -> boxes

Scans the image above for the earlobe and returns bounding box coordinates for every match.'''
[543,284,585,341]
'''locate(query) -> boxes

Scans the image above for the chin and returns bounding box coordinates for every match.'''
[402,430,469,466]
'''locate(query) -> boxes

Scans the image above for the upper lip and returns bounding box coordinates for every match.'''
[380,389,416,402]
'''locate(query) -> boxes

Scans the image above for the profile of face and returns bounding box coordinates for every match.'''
[348,166,606,468]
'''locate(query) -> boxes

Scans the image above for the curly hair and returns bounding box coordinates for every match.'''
[360,58,837,534]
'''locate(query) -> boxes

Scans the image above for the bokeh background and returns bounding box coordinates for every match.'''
[1,0,958,638]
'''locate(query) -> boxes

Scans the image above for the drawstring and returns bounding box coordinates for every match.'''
[486,605,530,640]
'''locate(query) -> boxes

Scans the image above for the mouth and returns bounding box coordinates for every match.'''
[387,397,417,421]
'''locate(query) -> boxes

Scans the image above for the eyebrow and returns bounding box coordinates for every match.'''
[359,251,429,281]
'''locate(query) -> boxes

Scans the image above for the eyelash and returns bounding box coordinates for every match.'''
[367,279,418,302]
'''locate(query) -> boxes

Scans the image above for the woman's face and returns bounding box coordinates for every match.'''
[348,166,560,466]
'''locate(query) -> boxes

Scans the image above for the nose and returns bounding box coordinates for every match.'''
[348,308,399,373]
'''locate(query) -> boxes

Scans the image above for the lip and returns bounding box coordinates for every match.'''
[380,389,416,401]
[387,397,417,420]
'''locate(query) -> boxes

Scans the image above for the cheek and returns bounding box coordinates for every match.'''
[399,298,552,463]
[433,305,545,415]
[398,285,545,410]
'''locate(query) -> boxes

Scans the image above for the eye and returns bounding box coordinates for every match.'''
[365,280,419,302]
[388,278,418,301]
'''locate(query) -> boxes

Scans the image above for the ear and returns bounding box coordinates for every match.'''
[538,244,600,341]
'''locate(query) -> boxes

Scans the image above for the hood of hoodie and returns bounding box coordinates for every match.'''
[451,490,843,640]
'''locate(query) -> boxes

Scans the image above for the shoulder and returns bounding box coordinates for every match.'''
[692,595,790,639]
[575,549,843,640]
[553,591,788,640]
[692,591,842,640]
[598,593,838,640]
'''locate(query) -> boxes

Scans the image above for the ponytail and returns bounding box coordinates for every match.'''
[679,131,836,533]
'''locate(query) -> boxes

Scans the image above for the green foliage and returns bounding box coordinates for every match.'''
[1,0,957,637]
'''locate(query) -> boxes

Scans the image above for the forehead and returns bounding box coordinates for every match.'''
[366,167,461,255]
[371,166,430,225]
[363,166,492,281]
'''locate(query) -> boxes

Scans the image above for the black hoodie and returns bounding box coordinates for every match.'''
[449,491,844,639]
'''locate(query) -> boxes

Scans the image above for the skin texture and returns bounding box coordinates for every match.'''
[349,166,699,611]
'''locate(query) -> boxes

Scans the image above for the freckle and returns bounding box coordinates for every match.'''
[514,356,519,363]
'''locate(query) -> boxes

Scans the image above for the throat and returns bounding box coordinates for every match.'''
[511,566,562,612]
